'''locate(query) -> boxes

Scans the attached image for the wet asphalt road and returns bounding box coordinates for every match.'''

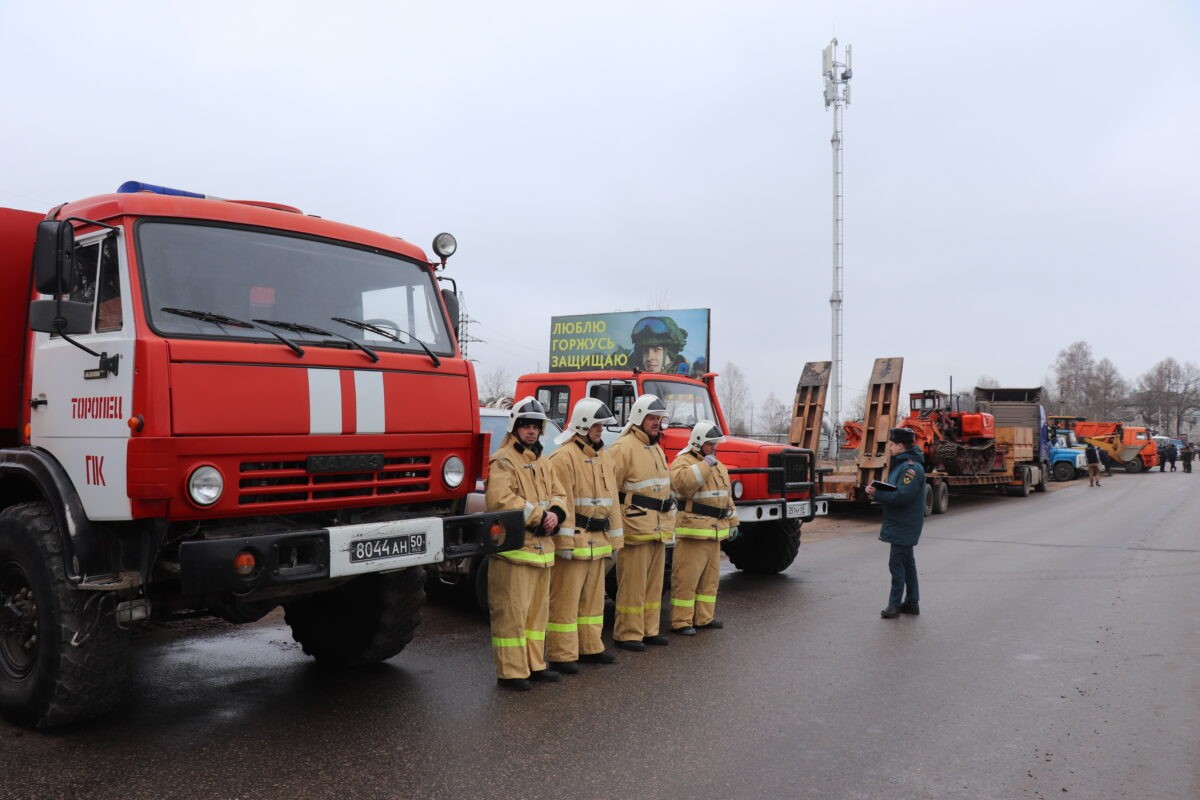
[2,472,1197,800]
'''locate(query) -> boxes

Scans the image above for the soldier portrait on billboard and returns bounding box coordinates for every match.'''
[630,316,689,375]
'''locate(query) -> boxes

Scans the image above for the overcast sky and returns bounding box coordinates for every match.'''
[2,1,1197,423]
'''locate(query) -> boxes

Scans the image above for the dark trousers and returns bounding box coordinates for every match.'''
[888,544,919,607]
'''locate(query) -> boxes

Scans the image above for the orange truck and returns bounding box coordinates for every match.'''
[513,370,829,574]
[0,182,523,726]
[1071,421,1159,472]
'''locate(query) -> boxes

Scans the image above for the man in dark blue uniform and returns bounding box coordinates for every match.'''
[865,427,927,619]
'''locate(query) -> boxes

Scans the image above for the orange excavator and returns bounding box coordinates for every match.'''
[899,390,998,476]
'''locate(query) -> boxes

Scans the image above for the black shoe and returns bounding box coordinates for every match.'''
[672,626,697,636]
[548,660,580,674]
[900,601,920,615]
[529,669,561,683]
[696,619,724,629]
[497,677,533,691]
[615,639,646,652]
[643,634,670,646]
[880,605,901,619]
[580,650,616,664]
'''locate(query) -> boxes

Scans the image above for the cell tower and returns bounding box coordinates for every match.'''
[822,38,852,459]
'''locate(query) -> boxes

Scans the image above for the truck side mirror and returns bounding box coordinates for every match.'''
[441,288,461,333]
[34,220,75,296]
[28,298,93,335]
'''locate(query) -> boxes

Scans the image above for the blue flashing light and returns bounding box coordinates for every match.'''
[117,181,208,199]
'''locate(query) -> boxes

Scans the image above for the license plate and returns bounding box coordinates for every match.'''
[786,501,811,518]
[349,533,427,563]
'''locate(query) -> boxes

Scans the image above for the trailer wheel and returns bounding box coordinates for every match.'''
[931,482,949,515]
[1123,457,1143,474]
[1034,464,1048,493]
[0,503,130,728]
[922,483,934,517]
[721,519,800,574]
[284,567,424,667]
[1012,468,1031,497]
[1052,461,1076,482]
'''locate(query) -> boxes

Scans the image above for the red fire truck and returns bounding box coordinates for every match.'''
[514,370,829,574]
[0,183,522,726]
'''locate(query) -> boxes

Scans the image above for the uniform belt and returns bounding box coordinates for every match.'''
[684,500,733,519]
[578,515,611,532]
[620,492,676,513]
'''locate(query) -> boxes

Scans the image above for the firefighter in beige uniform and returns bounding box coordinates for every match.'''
[609,394,676,651]
[668,421,737,634]
[485,398,569,691]
[544,398,622,674]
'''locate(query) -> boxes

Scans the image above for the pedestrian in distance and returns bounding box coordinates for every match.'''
[609,394,676,651]
[865,427,926,619]
[544,398,623,675]
[484,398,569,691]
[1166,442,1178,472]
[1182,443,1194,474]
[1085,442,1103,487]
[668,421,737,635]
[1158,443,1167,472]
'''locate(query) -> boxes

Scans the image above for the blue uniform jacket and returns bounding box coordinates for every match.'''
[875,446,926,547]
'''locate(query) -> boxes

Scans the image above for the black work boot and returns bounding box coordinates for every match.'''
[880,605,901,619]
[549,660,580,674]
[900,601,920,615]
[696,619,724,629]
[672,626,697,636]
[497,677,533,691]
[529,669,561,683]
[615,639,646,652]
[643,634,670,646]
[579,650,616,664]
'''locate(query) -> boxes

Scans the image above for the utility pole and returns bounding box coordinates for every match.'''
[822,39,852,460]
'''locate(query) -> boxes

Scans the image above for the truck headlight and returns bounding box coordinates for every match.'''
[443,456,466,489]
[732,480,744,500]
[187,465,224,506]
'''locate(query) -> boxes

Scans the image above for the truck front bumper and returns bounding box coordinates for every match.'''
[179,509,524,595]
[735,496,831,525]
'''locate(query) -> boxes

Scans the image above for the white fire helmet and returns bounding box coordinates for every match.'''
[554,397,617,445]
[507,396,550,434]
[689,420,725,451]
[628,394,670,428]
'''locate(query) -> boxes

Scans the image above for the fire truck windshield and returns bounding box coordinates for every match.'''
[643,379,717,430]
[138,222,454,355]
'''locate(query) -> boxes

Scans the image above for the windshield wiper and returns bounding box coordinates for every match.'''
[252,319,378,363]
[331,317,441,367]
[160,307,304,357]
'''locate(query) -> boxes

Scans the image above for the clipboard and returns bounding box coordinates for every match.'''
[870,480,897,492]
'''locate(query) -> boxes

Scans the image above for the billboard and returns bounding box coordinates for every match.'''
[548,309,711,376]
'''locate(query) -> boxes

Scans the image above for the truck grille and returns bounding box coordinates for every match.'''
[768,449,812,495]
[238,456,432,505]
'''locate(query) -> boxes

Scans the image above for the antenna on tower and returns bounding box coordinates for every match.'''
[456,291,485,359]
[822,38,852,461]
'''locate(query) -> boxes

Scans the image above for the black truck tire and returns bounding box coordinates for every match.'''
[0,503,130,728]
[1034,464,1048,493]
[923,483,934,517]
[1123,457,1143,474]
[284,567,424,667]
[931,481,950,515]
[1052,460,1076,482]
[721,519,800,574]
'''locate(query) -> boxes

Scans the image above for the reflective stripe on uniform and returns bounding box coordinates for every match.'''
[694,490,729,499]
[671,597,695,607]
[645,601,661,611]
[578,614,604,626]
[556,528,576,537]
[696,594,716,603]
[525,629,546,641]
[575,497,612,507]
[491,636,526,648]
[523,501,536,522]
[622,476,670,492]
[500,549,556,565]
[609,528,624,538]
[674,526,729,540]
[616,605,644,615]
[573,544,613,558]
[690,464,704,487]
[546,621,578,633]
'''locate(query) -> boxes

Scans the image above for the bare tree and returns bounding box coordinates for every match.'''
[716,362,752,435]
[1052,341,1096,415]
[1086,358,1130,420]
[1131,358,1200,436]
[976,375,1001,389]
[755,392,792,442]
[478,365,514,407]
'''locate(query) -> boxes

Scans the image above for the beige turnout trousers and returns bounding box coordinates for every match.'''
[488,557,551,679]
[614,540,666,641]
[670,537,721,629]
[547,556,608,662]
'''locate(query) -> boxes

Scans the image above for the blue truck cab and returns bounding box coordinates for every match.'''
[1048,429,1087,481]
